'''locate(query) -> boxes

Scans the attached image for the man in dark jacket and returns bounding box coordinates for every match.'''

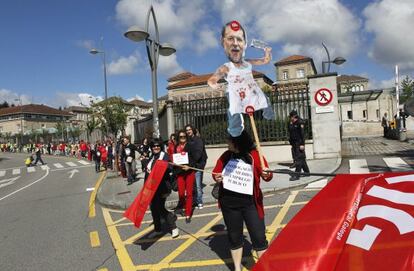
[288,110,309,181]
[185,124,208,209]
[122,136,138,185]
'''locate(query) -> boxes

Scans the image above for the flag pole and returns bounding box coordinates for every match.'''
[265,168,336,177]
[246,106,266,169]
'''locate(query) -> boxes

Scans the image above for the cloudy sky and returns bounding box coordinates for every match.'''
[0,0,413,108]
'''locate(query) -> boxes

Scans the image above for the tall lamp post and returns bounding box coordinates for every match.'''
[14,97,23,147]
[321,42,346,74]
[90,48,110,138]
[124,5,176,138]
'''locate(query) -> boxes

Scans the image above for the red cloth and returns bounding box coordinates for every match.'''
[124,160,169,228]
[177,171,195,217]
[212,149,272,219]
[99,146,107,163]
[167,141,175,161]
[253,172,414,271]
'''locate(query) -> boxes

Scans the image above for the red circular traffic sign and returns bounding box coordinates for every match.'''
[314,88,333,106]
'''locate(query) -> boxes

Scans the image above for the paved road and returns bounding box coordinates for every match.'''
[2,138,414,271]
[0,153,121,271]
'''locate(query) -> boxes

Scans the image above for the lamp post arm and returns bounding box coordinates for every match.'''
[322,42,331,73]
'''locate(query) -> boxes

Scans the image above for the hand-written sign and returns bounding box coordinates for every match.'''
[222,159,254,195]
[173,152,189,165]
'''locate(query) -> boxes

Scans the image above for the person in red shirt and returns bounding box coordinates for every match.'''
[173,130,197,223]
[167,133,176,160]
[99,143,107,170]
[212,131,272,271]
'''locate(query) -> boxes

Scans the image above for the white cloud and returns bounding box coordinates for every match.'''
[0,89,31,105]
[107,54,140,75]
[363,0,414,69]
[158,54,184,77]
[75,39,95,50]
[127,95,145,102]
[116,0,206,50]
[53,92,102,108]
[214,0,360,64]
[195,27,219,54]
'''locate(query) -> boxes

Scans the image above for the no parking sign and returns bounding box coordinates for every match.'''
[314,88,333,106]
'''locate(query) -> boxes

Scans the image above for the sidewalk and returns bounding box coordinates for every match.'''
[96,157,342,210]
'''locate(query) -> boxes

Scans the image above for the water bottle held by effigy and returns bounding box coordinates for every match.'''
[250,39,269,49]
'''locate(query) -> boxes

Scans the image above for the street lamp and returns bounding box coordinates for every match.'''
[14,97,23,147]
[90,48,110,138]
[124,5,176,138]
[321,42,346,74]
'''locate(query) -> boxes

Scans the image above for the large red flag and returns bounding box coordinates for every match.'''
[253,172,414,271]
[123,160,168,228]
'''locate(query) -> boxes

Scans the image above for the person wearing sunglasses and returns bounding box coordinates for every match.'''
[145,138,179,239]
[173,130,197,223]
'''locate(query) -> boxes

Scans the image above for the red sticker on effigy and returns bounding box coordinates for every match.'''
[230,21,240,31]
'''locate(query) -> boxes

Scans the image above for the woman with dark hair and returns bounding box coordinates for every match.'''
[138,137,151,172]
[173,129,196,223]
[212,131,273,271]
[145,138,179,239]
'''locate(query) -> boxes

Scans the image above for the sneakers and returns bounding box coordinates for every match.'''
[171,228,179,238]
[185,216,191,224]
[197,203,204,210]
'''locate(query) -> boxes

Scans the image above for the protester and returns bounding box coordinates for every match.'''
[382,112,389,138]
[212,131,272,271]
[33,144,46,166]
[106,139,114,170]
[92,141,101,173]
[288,110,309,181]
[185,124,208,209]
[122,136,138,185]
[167,133,176,160]
[138,137,151,172]
[99,143,108,171]
[173,130,197,223]
[145,138,179,239]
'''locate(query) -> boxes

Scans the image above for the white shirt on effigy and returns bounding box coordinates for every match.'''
[224,61,268,115]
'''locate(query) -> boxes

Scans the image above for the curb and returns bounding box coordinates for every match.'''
[96,157,342,211]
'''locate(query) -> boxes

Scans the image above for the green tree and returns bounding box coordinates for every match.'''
[400,76,414,104]
[0,101,9,109]
[90,97,131,138]
[55,122,67,141]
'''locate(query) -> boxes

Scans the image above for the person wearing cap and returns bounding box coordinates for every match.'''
[145,138,179,239]
[288,110,309,181]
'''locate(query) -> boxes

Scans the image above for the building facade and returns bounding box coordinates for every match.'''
[0,104,73,143]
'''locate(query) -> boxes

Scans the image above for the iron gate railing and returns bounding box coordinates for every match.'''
[173,89,312,145]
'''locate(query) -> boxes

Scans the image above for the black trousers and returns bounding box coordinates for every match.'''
[150,193,176,232]
[292,146,309,173]
[220,202,268,251]
[33,156,44,165]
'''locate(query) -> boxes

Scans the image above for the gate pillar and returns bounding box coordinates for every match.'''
[308,73,341,158]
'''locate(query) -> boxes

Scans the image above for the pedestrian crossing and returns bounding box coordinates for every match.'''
[349,156,414,173]
[0,160,92,179]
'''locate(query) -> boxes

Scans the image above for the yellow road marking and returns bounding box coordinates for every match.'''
[90,231,101,248]
[266,190,299,240]
[97,268,108,271]
[102,207,136,271]
[150,214,223,270]
[89,171,106,218]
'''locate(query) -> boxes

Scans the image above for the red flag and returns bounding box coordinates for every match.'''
[123,160,168,228]
[253,172,414,271]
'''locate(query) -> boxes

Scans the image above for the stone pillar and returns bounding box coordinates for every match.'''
[308,73,341,158]
[166,100,175,137]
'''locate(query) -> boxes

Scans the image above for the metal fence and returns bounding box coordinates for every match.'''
[173,88,312,145]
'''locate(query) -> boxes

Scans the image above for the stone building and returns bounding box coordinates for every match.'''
[0,104,72,142]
